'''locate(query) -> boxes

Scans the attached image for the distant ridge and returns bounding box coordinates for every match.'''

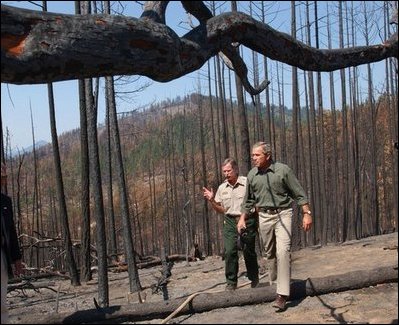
[10,140,49,157]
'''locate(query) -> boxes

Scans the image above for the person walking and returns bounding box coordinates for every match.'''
[203,158,259,291]
[237,142,312,311]
[1,162,24,324]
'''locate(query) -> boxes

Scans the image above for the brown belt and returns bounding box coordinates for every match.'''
[226,214,255,220]
[258,207,289,215]
[225,214,241,220]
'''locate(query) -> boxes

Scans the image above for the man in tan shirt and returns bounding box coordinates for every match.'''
[203,158,259,291]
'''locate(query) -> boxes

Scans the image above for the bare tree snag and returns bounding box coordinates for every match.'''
[24,265,398,324]
[1,2,397,88]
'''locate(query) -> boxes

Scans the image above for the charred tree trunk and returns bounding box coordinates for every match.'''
[104,72,117,265]
[80,1,109,308]
[75,1,92,284]
[232,2,251,175]
[105,52,141,291]
[47,81,80,286]
[339,2,350,242]
[327,5,339,243]
[199,90,212,256]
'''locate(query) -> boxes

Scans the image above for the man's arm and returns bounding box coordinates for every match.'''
[203,187,225,214]
[237,178,254,233]
[284,166,313,232]
[301,204,312,232]
[237,213,248,233]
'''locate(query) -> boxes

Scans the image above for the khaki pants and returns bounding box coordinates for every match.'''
[258,208,292,296]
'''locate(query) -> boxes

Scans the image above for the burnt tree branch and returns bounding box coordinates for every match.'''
[1,2,397,88]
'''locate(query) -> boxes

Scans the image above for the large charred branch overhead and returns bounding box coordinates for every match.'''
[1,2,398,89]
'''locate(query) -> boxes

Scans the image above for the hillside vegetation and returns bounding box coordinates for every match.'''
[5,92,398,273]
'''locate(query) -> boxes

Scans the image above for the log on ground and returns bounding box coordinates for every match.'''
[28,265,398,324]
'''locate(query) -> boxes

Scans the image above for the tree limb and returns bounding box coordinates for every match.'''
[181,1,270,95]
[1,2,397,88]
[140,1,169,24]
[8,280,60,293]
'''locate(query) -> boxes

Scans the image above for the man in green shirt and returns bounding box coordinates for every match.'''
[203,158,259,291]
[237,142,312,311]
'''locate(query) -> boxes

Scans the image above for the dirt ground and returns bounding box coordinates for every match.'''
[7,232,398,324]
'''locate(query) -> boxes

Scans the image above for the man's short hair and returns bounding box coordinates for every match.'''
[253,142,272,155]
[222,158,239,173]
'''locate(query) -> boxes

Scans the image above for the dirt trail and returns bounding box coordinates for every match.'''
[7,232,398,324]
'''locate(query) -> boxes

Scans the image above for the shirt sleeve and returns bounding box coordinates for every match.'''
[241,174,256,214]
[214,184,222,205]
[285,167,309,206]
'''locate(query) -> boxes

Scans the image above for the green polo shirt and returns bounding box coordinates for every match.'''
[241,162,308,214]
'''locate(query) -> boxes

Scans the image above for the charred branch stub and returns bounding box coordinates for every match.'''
[1,2,397,89]
[151,248,174,301]
[182,1,270,95]
[140,1,169,24]
[181,1,270,96]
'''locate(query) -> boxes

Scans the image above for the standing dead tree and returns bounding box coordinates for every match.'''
[1,2,397,88]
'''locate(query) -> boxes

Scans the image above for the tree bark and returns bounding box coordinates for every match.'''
[1,3,396,86]
[47,81,80,286]
[231,2,251,175]
[84,66,109,309]
[339,2,350,242]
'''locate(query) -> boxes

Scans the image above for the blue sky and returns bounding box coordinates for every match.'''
[1,1,391,151]
[1,1,200,151]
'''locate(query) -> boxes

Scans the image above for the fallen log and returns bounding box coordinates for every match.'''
[26,265,398,324]
[113,254,196,272]
[8,272,70,284]
[8,281,58,293]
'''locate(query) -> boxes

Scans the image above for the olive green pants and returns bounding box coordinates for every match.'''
[223,216,259,285]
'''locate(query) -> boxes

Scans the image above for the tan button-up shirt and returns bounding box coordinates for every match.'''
[214,176,247,216]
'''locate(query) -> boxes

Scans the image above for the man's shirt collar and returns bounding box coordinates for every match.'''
[256,162,275,175]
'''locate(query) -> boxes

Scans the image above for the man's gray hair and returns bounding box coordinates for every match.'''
[222,158,239,173]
